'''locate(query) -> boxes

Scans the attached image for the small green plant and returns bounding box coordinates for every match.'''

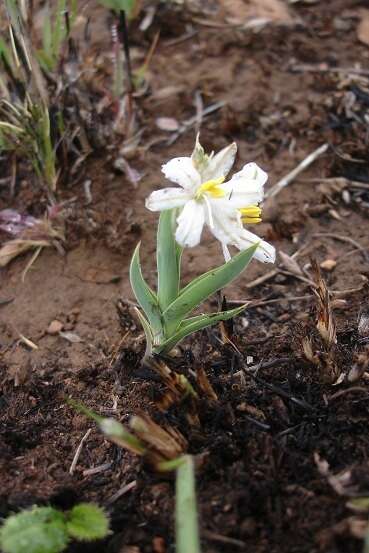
[0,503,109,553]
[37,0,78,72]
[130,136,275,358]
[0,0,58,193]
[0,101,57,192]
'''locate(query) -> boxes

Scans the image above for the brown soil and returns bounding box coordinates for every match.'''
[1,1,369,552]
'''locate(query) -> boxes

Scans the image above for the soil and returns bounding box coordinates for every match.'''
[1,0,369,552]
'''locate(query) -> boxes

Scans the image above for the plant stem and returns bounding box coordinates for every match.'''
[176,455,201,553]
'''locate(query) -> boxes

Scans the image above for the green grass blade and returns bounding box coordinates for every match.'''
[162,243,258,334]
[156,304,246,354]
[175,456,201,553]
[157,210,180,312]
[129,242,163,343]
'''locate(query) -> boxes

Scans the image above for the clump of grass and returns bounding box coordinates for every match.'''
[0,100,57,192]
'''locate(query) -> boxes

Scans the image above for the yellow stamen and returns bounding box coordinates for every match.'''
[239,205,262,224]
[195,176,226,199]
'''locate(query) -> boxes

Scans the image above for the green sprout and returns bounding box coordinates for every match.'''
[0,504,109,553]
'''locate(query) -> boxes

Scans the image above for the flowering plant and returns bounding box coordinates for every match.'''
[130,136,275,358]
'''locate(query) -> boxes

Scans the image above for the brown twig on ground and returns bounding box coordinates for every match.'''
[299,177,369,191]
[312,232,369,263]
[69,428,92,475]
[289,63,369,77]
[266,143,329,198]
[328,387,369,402]
[106,480,137,505]
[202,530,246,548]
[165,101,226,146]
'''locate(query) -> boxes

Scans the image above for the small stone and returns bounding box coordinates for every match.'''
[320,259,336,271]
[47,320,63,335]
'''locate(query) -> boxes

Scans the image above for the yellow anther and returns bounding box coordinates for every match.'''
[195,176,226,199]
[239,205,262,224]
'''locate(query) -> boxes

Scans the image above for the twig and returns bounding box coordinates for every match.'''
[18,332,38,350]
[228,294,314,307]
[69,428,92,475]
[289,63,369,77]
[165,101,226,146]
[230,283,366,308]
[83,462,112,477]
[202,530,246,548]
[106,480,137,505]
[245,268,278,289]
[164,30,198,47]
[279,269,315,287]
[298,177,369,191]
[266,143,329,198]
[312,232,369,263]
[328,387,368,401]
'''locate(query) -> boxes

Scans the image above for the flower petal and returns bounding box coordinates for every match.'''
[219,162,267,208]
[161,157,201,190]
[175,200,205,248]
[201,142,237,181]
[145,188,191,211]
[238,228,276,263]
[207,204,275,263]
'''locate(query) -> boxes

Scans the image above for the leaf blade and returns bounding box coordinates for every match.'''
[162,243,258,333]
[129,242,163,342]
[156,304,247,353]
[157,210,181,312]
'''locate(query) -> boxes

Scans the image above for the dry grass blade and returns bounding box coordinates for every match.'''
[130,415,187,463]
[311,258,337,348]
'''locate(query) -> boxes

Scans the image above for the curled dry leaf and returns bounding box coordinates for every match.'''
[130,415,187,463]
[279,250,303,276]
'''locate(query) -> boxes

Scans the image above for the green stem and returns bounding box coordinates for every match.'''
[175,455,201,553]
[157,209,181,314]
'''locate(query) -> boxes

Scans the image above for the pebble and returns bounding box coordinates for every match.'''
[320,259,337,271]
[47,320,63,335]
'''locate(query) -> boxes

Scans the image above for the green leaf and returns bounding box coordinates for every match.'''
[66,504,109,542]
[162,243,258,334]
[157,210,181,312]
[156,304,246,354]
[129,242,163,343]
[0,507,68,553]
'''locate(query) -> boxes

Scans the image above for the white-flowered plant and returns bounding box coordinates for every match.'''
[130,136,275,358]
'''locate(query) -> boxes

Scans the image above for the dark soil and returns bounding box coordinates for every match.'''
[1,1,369,552]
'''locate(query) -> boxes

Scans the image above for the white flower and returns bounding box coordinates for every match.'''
[145,137,275,263]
